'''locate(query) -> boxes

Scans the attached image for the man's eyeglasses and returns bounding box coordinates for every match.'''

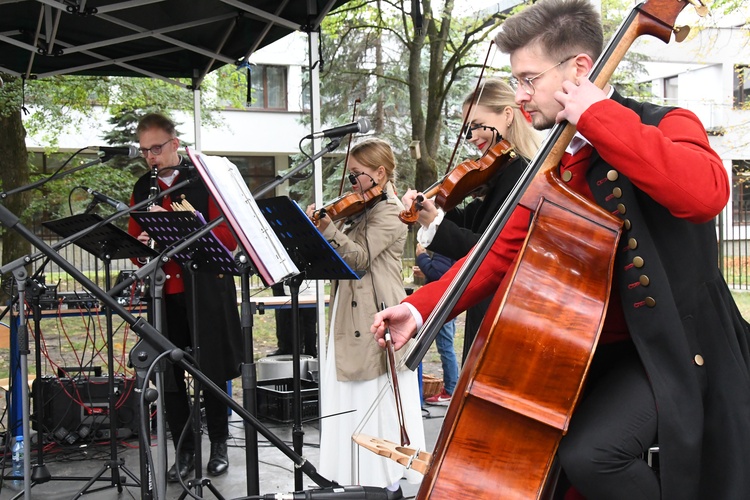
[138,139,174,157]
[509,55,576,96]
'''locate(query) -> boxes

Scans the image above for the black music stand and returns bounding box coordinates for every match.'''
[130,209,239,499]
[0,201,343,500]
[256,196,360,490]
[43,213,157,496]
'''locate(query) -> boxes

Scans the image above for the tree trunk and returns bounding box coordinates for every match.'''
[409,1,432,191]
[0,76,32,303]
[375,0,385,133]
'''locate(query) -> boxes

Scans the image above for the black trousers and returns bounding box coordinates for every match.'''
[557,341,660,500]
[162,293,229,452]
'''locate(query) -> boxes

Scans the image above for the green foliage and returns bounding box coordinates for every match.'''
[213,63,256,108]
[601,0,654,100]
[25,151,140,230]
[312,0,505,197]
[19,76,112,145]
[0,65,252,237]
[710,0,748,18]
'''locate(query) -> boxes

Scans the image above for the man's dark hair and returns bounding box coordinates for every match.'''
[136,112,177,138]
[494,0,604,62]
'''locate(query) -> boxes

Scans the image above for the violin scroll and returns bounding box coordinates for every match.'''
[398,194,426,225]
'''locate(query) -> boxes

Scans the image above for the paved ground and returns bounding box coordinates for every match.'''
[1,394,449,500]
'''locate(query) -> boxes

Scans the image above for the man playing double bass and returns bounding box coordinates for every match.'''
[372,0,750,498]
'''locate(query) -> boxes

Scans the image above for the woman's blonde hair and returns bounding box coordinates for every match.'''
[350,138,397,182]
[463,78,541,160]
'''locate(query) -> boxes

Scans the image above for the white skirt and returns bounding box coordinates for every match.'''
[318,299,425,488]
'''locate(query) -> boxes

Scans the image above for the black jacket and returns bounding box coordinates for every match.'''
[428,155,528,360]
[586,93,750,499]
[132,161,242,384]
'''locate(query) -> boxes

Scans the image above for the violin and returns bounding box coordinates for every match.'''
[399,138,516,224]
[311,185,386,226]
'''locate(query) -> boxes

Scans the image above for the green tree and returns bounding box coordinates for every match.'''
[308,0,699,203]
[0,75,32,294]
[309,0,508,198]
[0,71,242,290]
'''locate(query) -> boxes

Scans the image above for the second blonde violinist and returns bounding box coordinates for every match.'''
[402,78,541,363]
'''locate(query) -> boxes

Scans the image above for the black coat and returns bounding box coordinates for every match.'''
[428,155,528,360]
[132,161,243,384]
[586,93,750,499]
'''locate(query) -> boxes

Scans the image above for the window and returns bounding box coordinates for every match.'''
[300,66,311,112]
[734,65,750,109]
[732,160,750,225]
[225,156,277,198]
[249,65,287,110]
[663,76,678,104]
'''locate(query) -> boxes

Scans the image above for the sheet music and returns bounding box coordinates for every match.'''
[130,210,241,275]
[186,148,298,285]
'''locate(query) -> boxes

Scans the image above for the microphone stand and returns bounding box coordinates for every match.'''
[0,204,337,491]
[125,138,345,497]
[250,137,341,492]
[1,139,347,497]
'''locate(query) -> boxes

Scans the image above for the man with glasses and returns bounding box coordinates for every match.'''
[372,0,750,499]
[128,113,243,484]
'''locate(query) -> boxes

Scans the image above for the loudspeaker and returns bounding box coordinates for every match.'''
[31,375,140,444]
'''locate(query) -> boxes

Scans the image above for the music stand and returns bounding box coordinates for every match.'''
[130,209,241,499]
[186,148,361,494]
[256,195,360,490]
[0,200,342,500]
[130,210,239,276]
[43,213,157,496]
[186,149,299,497]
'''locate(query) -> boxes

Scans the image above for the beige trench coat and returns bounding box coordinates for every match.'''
[320,181,410,381]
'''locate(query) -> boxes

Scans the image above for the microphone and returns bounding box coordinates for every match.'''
[84,187,129,211]
[262,485,389,499]
[305,118,371,139]
[87,145,140,158]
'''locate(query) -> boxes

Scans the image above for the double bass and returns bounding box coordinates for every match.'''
[359,0,701,498]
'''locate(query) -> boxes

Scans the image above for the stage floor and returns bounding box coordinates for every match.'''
[1,404,448,499]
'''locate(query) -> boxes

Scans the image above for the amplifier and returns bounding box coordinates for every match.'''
[31,375,140,444]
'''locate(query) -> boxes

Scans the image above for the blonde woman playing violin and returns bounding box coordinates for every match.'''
[402,78,542,363]
[306,138,424,499]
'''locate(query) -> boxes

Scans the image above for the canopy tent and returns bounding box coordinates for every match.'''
[0,0,349,409]
[1,1,352,495]
[0,0,351,147]
[0,0,348,84]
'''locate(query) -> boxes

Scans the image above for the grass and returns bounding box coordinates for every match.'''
[0,295,279,382]
[732,290,750,318]
[4,290,750,382]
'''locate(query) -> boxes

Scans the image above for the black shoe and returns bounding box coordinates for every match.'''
[167,450,194,483]
[384,486,403,500]
[269,349,290,356]
[207,441,229,476]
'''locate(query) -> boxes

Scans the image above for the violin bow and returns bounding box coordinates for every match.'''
[445,40,495,177]
[383,312,411,446]
[338,98,361,196]
[402,42,495,220]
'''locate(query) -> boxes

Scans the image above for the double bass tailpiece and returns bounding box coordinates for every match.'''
[352,434,431,476]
